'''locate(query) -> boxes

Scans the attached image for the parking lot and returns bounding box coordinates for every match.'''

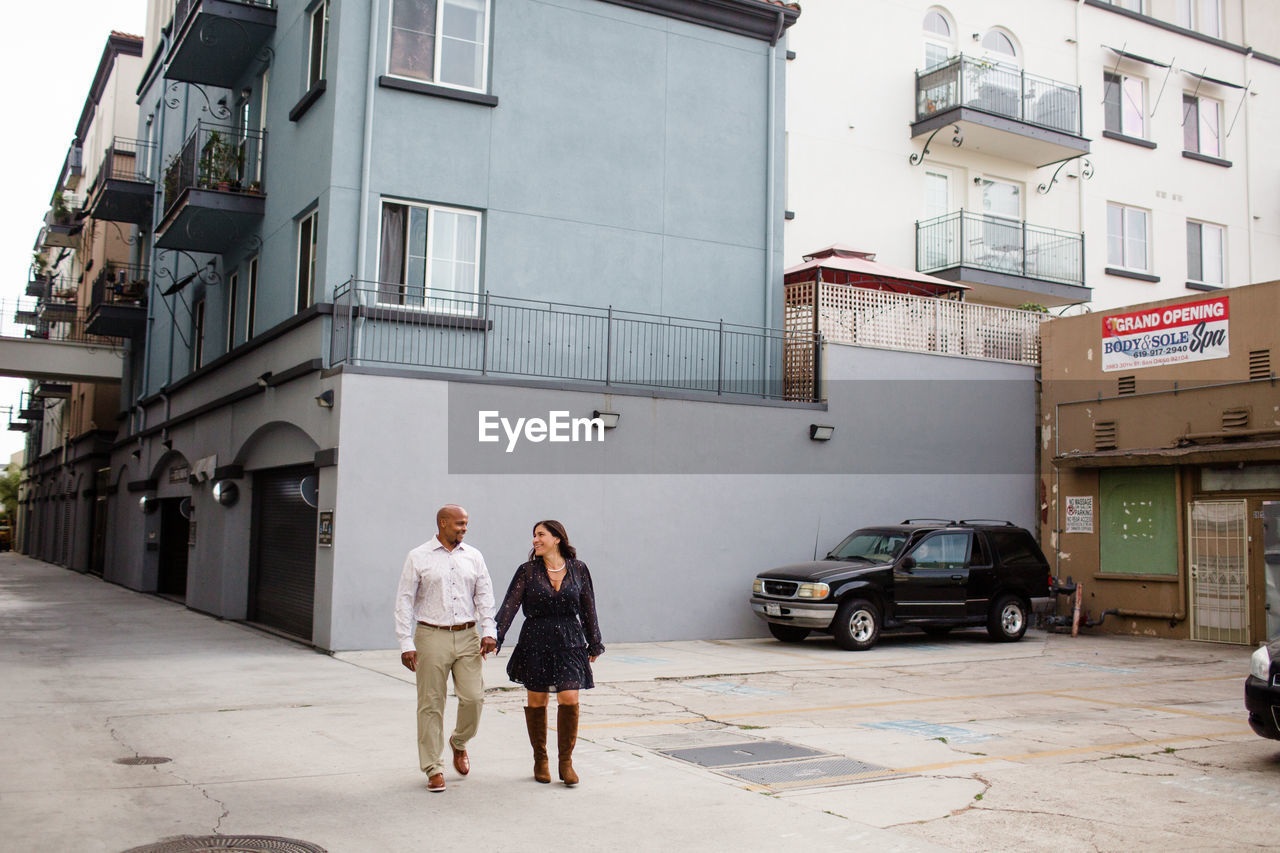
[3,553,1276,852]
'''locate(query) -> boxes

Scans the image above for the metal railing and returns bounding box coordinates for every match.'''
[88,138,155,193]
[46,190,86,228]
[91,262,150,310]
[916,210,1084,287]
[331,281,821,401]
[163,121,266,214]
[785,282,1045,366]
[0,298,123,347]
[916,55,1083,137]
[173,0,275,32]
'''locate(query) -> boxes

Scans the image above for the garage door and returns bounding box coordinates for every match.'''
[249,465,318,640]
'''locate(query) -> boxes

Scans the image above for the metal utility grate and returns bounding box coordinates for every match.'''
[719,756,907,791]
[1117,375,1135,395]
[114,756,172,765]
[1188,499,1250,644]
[624,731,761,751]
[120,837,327,853]
[1249,349,1271,381]
[1221,407,1249,430]
[660,740,826,768]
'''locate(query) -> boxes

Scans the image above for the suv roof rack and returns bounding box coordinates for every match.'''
[958,519,1016,526]
[901,518,957,525]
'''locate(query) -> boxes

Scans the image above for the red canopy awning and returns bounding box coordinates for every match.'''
[784,245,968,299]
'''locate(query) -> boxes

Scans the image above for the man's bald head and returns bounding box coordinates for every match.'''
[436,505,469,548]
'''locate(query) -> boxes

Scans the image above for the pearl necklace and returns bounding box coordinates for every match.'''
[545,560,567,573]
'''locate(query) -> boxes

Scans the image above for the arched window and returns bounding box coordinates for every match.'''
[981,29,1019,67]
[923,9,955,70]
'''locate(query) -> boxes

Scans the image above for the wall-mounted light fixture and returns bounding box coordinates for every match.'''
[161,436,173,450]
[809,424,835,441]
[315,389,335,409]
[138,495,158,514]
[593,410,620,429]
[130,448,142,460]
[256,372,272,388]
[212,480,238,507]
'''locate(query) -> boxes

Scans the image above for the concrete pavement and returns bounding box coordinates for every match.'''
[2,552,1276,852]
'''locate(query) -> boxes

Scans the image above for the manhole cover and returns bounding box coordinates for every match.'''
[720,756,907,791]
[121,836,327,853]
[114,756,172,765]
[623,731,760,750]
[660,740,826,768]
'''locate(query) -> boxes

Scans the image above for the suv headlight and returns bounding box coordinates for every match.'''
[1251,644,1272,681]
[796,582,830,600]
[753,578,764,595]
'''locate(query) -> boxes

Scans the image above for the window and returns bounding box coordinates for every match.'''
[227,271,239,349]
[389,0,491,92]
[910,532,971,570]
[1107,0,1144,11]
[192,299,206,369]
[1177,0,1220,37]
[1182,94,1221,157]
[308,1,328,89]
[1187,220,1224,285]
[246,256,258,338]
[1107,203,1150,271]
[297,211,318,313]
[377,200,481,312]
[1104,72,1146,137]
[981,30,1017,66]
[922,9,953,70]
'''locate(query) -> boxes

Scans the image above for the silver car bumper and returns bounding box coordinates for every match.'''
[750,597,837,629]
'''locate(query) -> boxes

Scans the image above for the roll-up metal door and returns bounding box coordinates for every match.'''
[249,465,318,640]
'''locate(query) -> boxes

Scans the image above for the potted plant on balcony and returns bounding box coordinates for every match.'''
[199,132,244,191]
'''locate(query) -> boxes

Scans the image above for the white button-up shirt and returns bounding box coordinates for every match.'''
[394,536,497,653]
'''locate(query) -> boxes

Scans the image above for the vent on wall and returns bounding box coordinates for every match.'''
[1222,408,1250,430]
[1117,375,1136,395]
[1249,349,1271,380]
[1094,421,1117,451]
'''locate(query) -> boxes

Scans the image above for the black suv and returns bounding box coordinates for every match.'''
[750,520,1053,651]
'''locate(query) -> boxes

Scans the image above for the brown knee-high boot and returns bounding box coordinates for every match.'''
[523,706,551,783]
[557,703,580,786]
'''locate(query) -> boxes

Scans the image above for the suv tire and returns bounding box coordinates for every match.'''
[768,623,810,643]
[988,594,1028,642]
[833,598,880,651]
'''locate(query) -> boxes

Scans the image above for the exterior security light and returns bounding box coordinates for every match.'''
[212,480,238,507]
[809,424,835,441]
[592,410,620,429]
[256,372,272,387]
[315,389,335,408]
[138,495,158,514]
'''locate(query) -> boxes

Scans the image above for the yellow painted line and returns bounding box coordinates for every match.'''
[896,730,1251,773]
[1045,691,1246,724]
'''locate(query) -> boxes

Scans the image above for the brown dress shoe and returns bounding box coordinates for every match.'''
[452,745,470,776]
[427,772,446,792]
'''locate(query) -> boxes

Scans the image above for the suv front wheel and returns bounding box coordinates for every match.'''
[988,594,1028,642]
[833,598,881,651]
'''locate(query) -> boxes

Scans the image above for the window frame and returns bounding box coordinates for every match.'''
[227,270,239,350]
[192,298,206,370]
[297,210,319,314]
[385,0,493,94]
[1182,92,1222,158]
[922,9,955,71]
[1177,0,1221,37]
[307,0,329,90]
[1104,70,1147,139]
[1107,202,1151,273]
[376,197,483,315]
[246,255,259,338]
[1186,219,1225,285]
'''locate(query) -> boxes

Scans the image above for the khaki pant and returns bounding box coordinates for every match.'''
[414,624,485,776]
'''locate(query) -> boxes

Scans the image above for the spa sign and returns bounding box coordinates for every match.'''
[1101,296,1229,372]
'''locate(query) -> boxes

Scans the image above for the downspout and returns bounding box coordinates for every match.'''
[1241,5,1255,283]
[1074,0,1085,239]
[764,9,784,334]
[355,0,380,285]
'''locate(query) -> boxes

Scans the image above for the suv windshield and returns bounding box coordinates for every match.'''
[829,530,907,563]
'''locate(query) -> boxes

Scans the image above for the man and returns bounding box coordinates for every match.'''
[394,504,498,792]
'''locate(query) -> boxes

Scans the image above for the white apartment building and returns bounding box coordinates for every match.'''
[784,0,1280,311]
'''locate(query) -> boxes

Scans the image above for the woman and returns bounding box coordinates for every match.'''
[495,520,604,786]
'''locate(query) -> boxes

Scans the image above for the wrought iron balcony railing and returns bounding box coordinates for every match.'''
[88,138,155,191]
[331,281,821,402]
[916,55,1083,137]
[172,0,276,33]
[916,210,1084,288]
[163,121,266,215]
[0,298,123,346]
[91,262,149,309]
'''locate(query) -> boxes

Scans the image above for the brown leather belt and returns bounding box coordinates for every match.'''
[418,621,476,631]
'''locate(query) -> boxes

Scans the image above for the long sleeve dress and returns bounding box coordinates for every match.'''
[495,558,605,692]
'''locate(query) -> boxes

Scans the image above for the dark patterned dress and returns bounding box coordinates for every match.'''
[495,558,605,692]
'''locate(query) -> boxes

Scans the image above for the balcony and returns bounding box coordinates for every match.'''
[165,0,277,89]
[42,192,85,249]
[27,272,51,298]
[0,298,125,383]
[913,56,1089,167]
[32,381,72,399]
[85,139,156,225]
[86,262,149,339]
[157,122,266,253]
[916,211,1090,307]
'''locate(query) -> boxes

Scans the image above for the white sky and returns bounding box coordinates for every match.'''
[0,1,148,463]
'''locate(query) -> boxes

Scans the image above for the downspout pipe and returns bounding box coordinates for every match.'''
[764,9,784,334]
[355,0,380,284]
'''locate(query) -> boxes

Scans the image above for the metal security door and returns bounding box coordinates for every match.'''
[249,466,317,641]
[1188,499,1249,644]
[1264,501,1280,640]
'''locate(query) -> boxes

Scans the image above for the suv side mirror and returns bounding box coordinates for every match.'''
[900,556,916,571]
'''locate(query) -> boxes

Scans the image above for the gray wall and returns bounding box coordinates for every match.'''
[326,342,1036,650]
